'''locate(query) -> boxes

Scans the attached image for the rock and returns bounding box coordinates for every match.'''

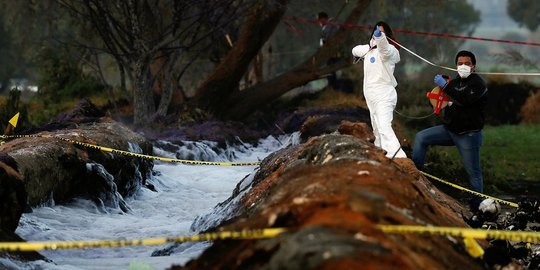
[338,120,375,143]
[0,229,47,264]
[0,154,45,265]
[300,115,366,141]
[274,106,370,135]
[172,133,486,270]
[144,106,370,148]
[22,99,106,134]
[0,157,26,232]
[0,103,154,264]
[0,120,153,208]
[56,98,105,123]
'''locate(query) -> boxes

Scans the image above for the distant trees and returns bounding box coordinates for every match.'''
[507,0,540,31]
[0,0,484,126]
[359,0,480,68]
[56,0,255,126]
[54,0,373,124]
[0,13,16,93]
[193,0,373,118]
[0,0,105,99]
[0,0,64,93]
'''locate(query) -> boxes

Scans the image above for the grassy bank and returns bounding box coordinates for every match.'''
[482,124,540,182]
[404,123,540,194]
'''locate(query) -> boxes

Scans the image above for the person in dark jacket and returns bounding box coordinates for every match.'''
[412,50,488,210]
[317,12,339,47]
[317,12,341,89]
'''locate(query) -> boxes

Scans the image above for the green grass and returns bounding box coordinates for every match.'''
[482,124,540,182]
[403,123,540,194]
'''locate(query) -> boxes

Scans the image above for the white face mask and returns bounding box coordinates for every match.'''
[457,64,472,78]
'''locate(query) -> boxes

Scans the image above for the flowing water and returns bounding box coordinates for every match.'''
[3,133,300,270]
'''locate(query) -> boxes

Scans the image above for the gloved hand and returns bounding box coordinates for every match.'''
[373,28,382,37]
[434,75,447,88]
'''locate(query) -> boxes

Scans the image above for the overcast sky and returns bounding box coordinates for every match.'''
[467,0,533,37]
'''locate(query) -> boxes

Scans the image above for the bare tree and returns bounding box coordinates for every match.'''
[52,0,373,123]
[57,0,252,126]
[193,0,288,113]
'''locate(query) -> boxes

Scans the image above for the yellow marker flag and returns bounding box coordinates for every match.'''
[8,112,19,128]
[464,237,484,258]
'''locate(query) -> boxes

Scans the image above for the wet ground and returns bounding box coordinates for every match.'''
[429,179,540,269]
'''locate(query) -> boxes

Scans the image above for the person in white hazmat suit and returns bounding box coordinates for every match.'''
[351,21,406,158]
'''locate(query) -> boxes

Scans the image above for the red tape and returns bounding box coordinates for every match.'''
[285,17,540,47]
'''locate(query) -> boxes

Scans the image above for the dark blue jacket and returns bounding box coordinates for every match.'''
[443,73,488,134]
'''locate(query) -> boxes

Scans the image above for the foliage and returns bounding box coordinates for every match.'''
[0,1,79,87]
[360,0,480,70]
[36,47,106,103]
[56,0,258,125]
[520,90,540,124]
[507,0,540,31]
[484,81,538,125]
[0,89,29,130]
[24,88,116,126]
[0,13,17,92]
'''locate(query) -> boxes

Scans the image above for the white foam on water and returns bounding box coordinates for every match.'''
[11,133,299,270]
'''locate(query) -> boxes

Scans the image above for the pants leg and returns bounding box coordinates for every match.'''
[457,147,483,193]
[412,125,454,169]
[371,92,406,158]
[365,99,381,147]
[450,131,484,193]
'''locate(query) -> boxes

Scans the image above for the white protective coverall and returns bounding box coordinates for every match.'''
[351,32,406,158]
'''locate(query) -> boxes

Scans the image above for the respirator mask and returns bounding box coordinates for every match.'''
[457,64,472,78]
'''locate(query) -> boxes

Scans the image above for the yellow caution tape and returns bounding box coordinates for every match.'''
[2,222,538,253]
[420,171,519,208]
[377,224,540,243]
[0,228,287,252]
[463,237,484,258]
[0,134,262,166]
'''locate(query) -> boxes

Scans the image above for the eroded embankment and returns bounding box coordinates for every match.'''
[173,122,488,270]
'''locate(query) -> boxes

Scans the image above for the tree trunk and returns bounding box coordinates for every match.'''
[154,53,179,118]
[127,0,157,126]
[193,0,373,119]
[193,0,288,114]
[118,62,127,95]
[132,60,155,126]
[225,61,351,118]
[221,0,373,118]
